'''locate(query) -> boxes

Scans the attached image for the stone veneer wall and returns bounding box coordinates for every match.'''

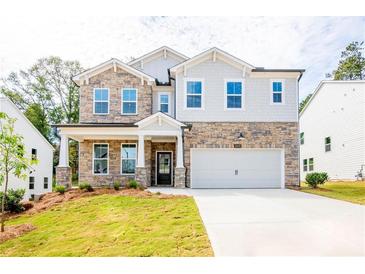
[150,142,176,186]
[183,122,299,187]
[79,139,152,187]
[79,67,152,123]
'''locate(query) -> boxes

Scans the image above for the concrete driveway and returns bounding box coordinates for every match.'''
[149,188,365,256]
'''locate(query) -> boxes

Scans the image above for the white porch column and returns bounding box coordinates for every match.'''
[176,132,184,168]
[58,134,69,167]
[137,134,145,167]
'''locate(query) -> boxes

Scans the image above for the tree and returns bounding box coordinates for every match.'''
[0,56,83,141]
[0,112,36,232]
[332,41,365,80]
[299,93,312,113]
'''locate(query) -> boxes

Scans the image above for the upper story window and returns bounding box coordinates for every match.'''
[122,88,137,115]
[121,143,137,174]
[93,144,108,175]
[271,80,284,104]
[29,176,35,190]
[325,137,331,152]
[31,148,37,160]
[94,88,109,114]
[225,80,243,109]
[185,79,203,109]
[159,93,170,114]
[300,132,304,145]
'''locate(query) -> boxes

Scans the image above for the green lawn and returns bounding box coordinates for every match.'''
[299,181,365,205]
[0,194,213,256]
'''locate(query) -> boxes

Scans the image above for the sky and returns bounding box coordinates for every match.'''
[0,16,364,100]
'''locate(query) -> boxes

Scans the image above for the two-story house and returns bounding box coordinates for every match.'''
[1,96,54,200]
[300,80,365,181]
[56,46,304,189]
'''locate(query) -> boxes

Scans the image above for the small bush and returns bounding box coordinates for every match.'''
[0,189,26,213]
[126,180,139,189]
[113,181,121,191]
[156,191,161,195]
[54,185,66,194]
[138,185,146,191]
[79,182,94,192]
[305,172,329,188]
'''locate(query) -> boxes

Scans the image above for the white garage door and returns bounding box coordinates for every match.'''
[191,149,284,189]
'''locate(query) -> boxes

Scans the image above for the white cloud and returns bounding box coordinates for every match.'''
[0,16,364,99]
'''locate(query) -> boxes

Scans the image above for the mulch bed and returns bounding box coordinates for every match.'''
[0,224,36,243]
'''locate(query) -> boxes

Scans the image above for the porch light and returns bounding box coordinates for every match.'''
[237,132,245,140]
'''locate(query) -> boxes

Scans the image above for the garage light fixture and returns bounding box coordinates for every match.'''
[237,132,245,140]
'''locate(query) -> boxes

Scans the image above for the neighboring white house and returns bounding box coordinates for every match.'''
[299,80,365,181]
[0,97,54,200]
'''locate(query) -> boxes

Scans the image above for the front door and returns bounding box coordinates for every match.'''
[157,152,172,185]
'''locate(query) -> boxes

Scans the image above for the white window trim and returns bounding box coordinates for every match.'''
[270,79,285,105]
[303,159,308,172]
[224,79,245,111]
[92,143,109,175]
[121,88,138,115]
[121,143,137,175]
[93,88,110,115]
[308,158,314,171]
[184,78,205,110]
[158,92,171,116]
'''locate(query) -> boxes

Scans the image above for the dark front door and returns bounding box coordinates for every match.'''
[157,152,172,185]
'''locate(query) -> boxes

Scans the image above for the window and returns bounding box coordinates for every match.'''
[303,159,308,172]
[225,80,243,109]
[122,88,137,114]
[94,88,109,114]
[303,159,308,171]
[325,137,331,152]
[159,94,169,114]
[29,176,34,189]
[31,148,37,160]
[121,144,137,174]
[309,158,314,171]
[186,80,203,108]
[93,144,108,174]
[271,80,284,104]
[44,177,48,189]
[300,132,304,145]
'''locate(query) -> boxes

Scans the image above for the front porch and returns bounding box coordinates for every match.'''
[55,113,186,188]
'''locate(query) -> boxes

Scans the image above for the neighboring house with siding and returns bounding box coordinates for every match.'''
[299,80,365,181]
[0,97,54,200]
[55,46,304,189]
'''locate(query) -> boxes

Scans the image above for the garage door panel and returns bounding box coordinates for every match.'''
[191,149,283,189]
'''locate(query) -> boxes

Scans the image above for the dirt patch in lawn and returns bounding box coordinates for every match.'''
[0,224,36,243]
[9,188,188,218]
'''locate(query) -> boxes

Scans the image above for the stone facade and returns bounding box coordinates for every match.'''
[174,167,186,188]
[151,142,176,186]
[55,166,72,188]
[135,167,148,187]
[79,139,152,187]
[79,67,152,124]
[183,122,299,187]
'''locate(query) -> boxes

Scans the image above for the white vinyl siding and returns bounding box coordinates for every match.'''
[152,89,175,116]
[175,59,298,122]
[300,81,365,180]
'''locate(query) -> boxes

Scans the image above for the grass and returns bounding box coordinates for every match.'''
[0,194,213,257]
[299,181,365,205]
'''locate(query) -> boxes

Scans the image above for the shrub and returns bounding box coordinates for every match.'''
[113,181,121,191]
[0,189,26,213]
[126,180,139,189]
[79,182,94,192]
[305,172,329,188]
[54,185,66,194]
